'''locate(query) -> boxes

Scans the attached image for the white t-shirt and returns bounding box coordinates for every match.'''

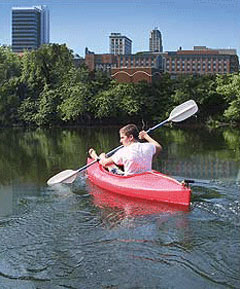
[111,142,156,175]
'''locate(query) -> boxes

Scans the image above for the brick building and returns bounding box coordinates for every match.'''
[164,46,239,76]
[85,52,118,73]
[84,46,239,83]
[85,49,163,83]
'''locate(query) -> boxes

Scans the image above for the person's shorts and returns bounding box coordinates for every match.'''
[110,167,124,175]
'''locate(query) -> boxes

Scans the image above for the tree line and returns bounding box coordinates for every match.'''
[0,44,239,127]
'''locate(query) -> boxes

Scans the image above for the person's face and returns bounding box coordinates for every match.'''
[119,131,133,146]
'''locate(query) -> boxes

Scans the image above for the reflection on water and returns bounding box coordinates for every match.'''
[0,185,13,217]
[156,127,240,182]
[0,126,240,288]
[160,158,239,180]
[0,126,239,187]
[81,181,190,228]
[0,126,239,188]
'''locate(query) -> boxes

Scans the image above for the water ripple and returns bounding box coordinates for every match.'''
[0,176,240,288]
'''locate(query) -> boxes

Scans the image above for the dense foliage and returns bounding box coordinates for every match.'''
[0,44,239,127]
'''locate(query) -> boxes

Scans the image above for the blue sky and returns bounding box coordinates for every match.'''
[0,0,239,57]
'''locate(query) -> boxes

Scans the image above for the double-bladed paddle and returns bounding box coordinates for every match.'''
[47,99,198,185]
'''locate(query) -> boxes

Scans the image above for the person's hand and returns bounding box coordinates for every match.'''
[98,153,106,166]
[89,148,98,160]
[99,152,106,159]
[89,148,95,154]
[138,130,148,140]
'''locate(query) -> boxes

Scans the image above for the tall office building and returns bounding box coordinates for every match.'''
[109,33,132,55]
[12,5,49,52]
[149,28,163,52]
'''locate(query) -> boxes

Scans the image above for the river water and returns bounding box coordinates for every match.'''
[0,126,239,289]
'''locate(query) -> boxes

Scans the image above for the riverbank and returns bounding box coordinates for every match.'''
[1,45,240,128]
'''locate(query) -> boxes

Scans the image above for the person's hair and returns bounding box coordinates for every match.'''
[120,124,139,140]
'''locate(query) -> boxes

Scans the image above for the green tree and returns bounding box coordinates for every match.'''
[56,65,93,123]
[151,74,175,121]
[18,44,76,125]
[35,86,62,125]
[216,73,240,122]
[0,47,21,125]
[92,83,141,120]
[0,77,20,125]
[0,46,21,85]
[17,97,39,125]
[20,44,74,97]
[172,74,225,122]
[58,82,92,122]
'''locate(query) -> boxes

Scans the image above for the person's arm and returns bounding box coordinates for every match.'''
[89,149,115,165]
[89,148,116,168]
[98,153,115,167]
[138,130,162,156]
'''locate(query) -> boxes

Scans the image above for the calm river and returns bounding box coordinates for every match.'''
[0,126,239,289]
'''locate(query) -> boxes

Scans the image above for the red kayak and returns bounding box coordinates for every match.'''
[88,181,190,216]
[87,158,191,206]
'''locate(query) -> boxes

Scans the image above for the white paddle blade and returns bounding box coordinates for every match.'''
[47,169,78,185]
[169,99,198,122]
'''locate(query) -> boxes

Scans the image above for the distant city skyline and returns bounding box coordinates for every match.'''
[0,0,239,56]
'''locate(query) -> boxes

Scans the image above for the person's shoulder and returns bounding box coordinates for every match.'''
[142,142,156,152]
[142,142,155,147]
[114,146,127,155]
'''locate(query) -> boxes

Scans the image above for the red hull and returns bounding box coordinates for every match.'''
[87,158,191,206]
[88,182,190,216]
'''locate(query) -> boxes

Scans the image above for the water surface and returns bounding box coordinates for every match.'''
[0,126,239,288]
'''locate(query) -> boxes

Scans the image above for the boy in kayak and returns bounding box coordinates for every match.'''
[89,124,162,175]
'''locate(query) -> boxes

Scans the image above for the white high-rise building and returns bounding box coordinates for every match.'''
[12,5,49,52]
[109,33,132,55]
[149,28,163,52]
